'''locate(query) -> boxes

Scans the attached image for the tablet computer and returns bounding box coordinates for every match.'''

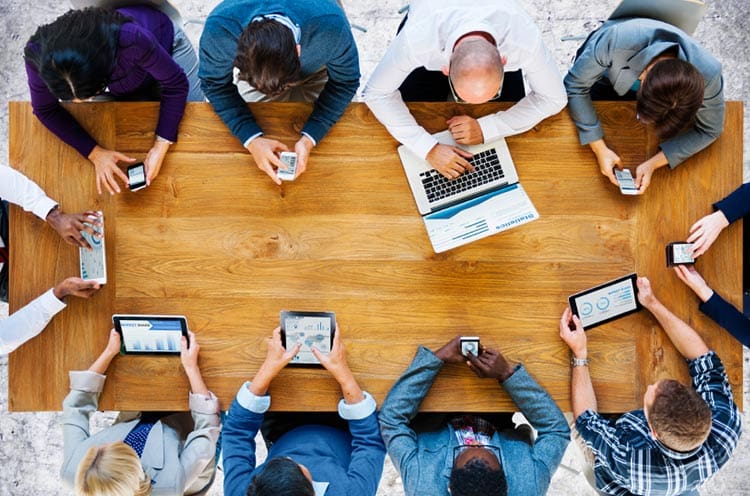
[112,314,189,355]
[79,212,106,284]
[568,273,641,330]
[280,310,335,365]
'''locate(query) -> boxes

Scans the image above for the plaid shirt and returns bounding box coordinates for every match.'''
[576,351,742,496]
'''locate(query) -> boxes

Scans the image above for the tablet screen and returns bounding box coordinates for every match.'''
[113,315,188,354]
[569,274,640,330]
[280,311,335,365]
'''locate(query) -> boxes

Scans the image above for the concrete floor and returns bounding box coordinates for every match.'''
[0,0,749,494]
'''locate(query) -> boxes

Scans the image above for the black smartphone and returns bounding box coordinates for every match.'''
[459,336,481,357]
[666,242,695,266]
[127,162,147,192]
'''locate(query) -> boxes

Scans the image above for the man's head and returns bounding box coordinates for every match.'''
[247,457,315,496]
[444,35,504,103]
[234,18,301,97]
[637,58,704,141]
[448,446,507,496]
[644,379,712,452]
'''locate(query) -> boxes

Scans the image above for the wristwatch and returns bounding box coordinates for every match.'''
[570,356,589,367]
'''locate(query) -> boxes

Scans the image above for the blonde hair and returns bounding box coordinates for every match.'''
[75,442,151,496]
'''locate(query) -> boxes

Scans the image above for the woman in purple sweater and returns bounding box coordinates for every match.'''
[25,6,202,195]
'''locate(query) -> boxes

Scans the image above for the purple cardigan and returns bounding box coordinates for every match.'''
[25,6,188,158]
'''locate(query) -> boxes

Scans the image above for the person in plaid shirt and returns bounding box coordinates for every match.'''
[559,276,742,496]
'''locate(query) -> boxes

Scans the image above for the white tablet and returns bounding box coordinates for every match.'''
[79,212,106,284]
[568,273,641,330]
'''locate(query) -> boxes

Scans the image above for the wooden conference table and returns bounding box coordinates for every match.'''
[8,101,744,412]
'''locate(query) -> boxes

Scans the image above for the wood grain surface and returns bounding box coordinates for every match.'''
[8,101,743,412]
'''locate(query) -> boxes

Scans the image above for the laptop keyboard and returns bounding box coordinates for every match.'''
[419,148,505,204]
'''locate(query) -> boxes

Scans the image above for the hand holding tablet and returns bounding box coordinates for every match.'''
[112,314,189,354]
[568,273,641,330]
[280,311,336,366]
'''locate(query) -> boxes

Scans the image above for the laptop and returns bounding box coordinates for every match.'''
[609,0,706,35]
[398,131,539,253]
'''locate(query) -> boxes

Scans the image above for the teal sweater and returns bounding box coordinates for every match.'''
[198,0,360,145]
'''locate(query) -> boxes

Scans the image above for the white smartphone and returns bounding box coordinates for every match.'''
[79,212,106,284]
[277,152,298,181]
[614,169,638,195]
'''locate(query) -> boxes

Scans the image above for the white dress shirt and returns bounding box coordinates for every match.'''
[0,288,66,355]
[362,0,567,160]
[0,166,62,354]
[0,166,58,222]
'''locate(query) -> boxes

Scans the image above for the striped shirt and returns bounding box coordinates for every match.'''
[576,351,742,496]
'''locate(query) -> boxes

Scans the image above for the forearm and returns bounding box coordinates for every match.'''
[700,292,750,347]
[185,366,210,397]
[647,300,710,359]
[248,364,278,396]
[337,371,365,405]
[0,167,58,220]
[88,349,117,375]
[571,363,597,419]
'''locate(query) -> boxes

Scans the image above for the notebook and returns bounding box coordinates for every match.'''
[398,131,539,253]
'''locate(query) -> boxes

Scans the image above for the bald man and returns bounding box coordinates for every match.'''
[363,0,566,179]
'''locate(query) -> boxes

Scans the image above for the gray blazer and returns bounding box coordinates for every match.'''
[61,370,221,495]
[564,17,724,167]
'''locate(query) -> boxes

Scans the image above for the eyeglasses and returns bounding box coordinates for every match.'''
[452,444,502,468]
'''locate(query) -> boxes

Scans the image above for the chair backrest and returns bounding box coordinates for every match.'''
[68,0,182,24]
[608,0,706,35]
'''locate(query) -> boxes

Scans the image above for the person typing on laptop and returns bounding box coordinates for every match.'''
[363,0,566,180]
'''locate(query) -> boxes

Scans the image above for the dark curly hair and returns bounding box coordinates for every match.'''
[449,457,507,496]
[246,457,314,496]
[234,18,301,97]
[24,7,128,100]
[636,58,704,141]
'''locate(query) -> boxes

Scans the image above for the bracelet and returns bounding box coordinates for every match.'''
[570,356,589,367]
[155,135,174,145]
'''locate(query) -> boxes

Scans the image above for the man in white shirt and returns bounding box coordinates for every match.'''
[0,166,101,353]
[363,0,566,179]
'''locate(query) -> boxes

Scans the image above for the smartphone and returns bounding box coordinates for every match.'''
[459,336,481,357]
[666,242,695,266]
[127,163,147,191]
[277,152,298,181]
[614,169,638,195]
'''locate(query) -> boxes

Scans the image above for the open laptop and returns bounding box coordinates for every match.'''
[609,0,706,35]
[398,131,539,253]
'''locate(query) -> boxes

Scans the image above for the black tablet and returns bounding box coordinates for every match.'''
[112,314,189,354]
[280,310,336,365]
[568,273,641,330]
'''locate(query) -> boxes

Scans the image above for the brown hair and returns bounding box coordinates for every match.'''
[234,18,301,97]
[75,442,151,496]
[649,379,712,452]
[637,59,704,140]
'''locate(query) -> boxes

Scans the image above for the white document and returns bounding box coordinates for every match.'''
[424,184,539,253]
